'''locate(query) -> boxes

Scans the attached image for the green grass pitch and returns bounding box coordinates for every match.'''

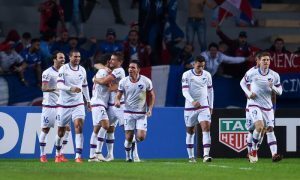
[0,158,299,180]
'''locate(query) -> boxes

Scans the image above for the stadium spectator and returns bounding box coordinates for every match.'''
[173,43,194,70]
[0,42,27,84]
[123,30,151,69]
[60,0,85,37]
[20,39,42,87]
[0,29,23,53]
[21,32,32,49]
[40,31,56,70]
[186,0,217,51]
[52,30,69,53]
[108,0,126,25]
[98,28,123,54]
[38,0,64,36]
[268,38,291,54]
[201,42,247,76]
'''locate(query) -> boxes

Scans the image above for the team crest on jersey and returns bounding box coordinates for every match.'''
[138,84,144,89]
[219,118,248,152]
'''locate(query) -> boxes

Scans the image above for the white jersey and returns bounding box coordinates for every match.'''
[42,66,59,106]
[108,67,126,106]
[57,63,88,106]
[182,69,213,109]
[244,68,281,109]
[118,75,153,113]
[244,66,258,109]
[91,69,110,107]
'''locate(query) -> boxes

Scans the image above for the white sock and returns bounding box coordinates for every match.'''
[39,131,47,156]
[96,127,107,154]
[55,135,63,156]
[61,131,69,155]
[252,129,260,150]
[267,132,277,156]
[246,132,253,153]
[202,131,211,157]
[75,133,83,159]
[186,133,195,158]
[90,132,97,158]
[106,133,115,157]
[124,139,132,160]
[132,134,139,158]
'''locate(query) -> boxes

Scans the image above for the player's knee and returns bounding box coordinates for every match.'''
[58,131,64,138]
[267,126,274,132]
[136,135,145,142]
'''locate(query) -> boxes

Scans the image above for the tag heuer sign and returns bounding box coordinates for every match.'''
[219,118,248,152]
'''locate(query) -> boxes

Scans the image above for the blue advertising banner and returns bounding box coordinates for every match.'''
[0,107,186,159]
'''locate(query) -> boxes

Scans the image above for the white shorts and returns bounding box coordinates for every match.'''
[184,108,211,127]
[245,109,255,131]
[107,105,124,126]
[41,106,57,128]
[92,105,109,126]
[124,112,147,131]
[249,105,275,128]
[57,104,85,127]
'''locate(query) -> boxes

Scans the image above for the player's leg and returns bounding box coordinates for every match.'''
[184,110,197,162]
[72,105,86,163]
[55,107,70,163]
[95,118,109,161]
[124,113,135,162]
[249,107,264,163]
[60,124,71,162]
[199,109,212,162]
[88,125,100,162]
[39,107,56,162]
[245,110,253,156]
[133,114,148,162]
[264,110,282,162]
[106,125,115,161]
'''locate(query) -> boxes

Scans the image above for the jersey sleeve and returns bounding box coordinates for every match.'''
[111,68,122,79]
[145,77,153,91]
[181,72,189,89]
[57,66,65,84]
[271,72,282,95]
[118,78,125,92]
[181,72,194,103]
[42,70,51,83]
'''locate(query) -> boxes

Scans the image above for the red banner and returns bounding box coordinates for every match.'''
[269,53,300,73]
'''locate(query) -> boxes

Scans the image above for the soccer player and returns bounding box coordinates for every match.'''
[115,60,155,162]
[240,51,282,163]
[88,55,111,162]
[39,51,70,163]
[93,52,128,161]
[181,56,214,163]
[55,50,91,163]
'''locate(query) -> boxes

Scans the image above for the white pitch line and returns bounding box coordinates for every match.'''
[208,164,252,171]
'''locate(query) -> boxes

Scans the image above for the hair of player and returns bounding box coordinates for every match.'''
[99,53,111,65]
[129,60,141,68]
[112,51,124,62]
[31,38,40,44]
[274,37,284,43]
[194,55,206,63]
[258,51,271,59]
[69,49,80,57]
[52,51,64,60]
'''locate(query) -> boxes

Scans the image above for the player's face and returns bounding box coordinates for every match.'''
[128,31,138,44]
[55,53,65,67]
[259,56,270,69]
[109,55,119,68]
[69,52,81,65]
[193,61,205,74]
[128,63,139,77]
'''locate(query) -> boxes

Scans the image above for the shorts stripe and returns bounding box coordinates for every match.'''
[184,106,209,111]
[124,110,146,114]
[57,103,84,108]
[248,105,272,111]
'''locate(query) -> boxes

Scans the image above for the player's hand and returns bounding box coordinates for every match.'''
[114,100,121,108]
[105,67,112,73]
[249,92,256,99]
[70,87,81,93]
[86,102,91,111]
[269,82,273,88]
[146,109,152,117]
[192,101,201,108]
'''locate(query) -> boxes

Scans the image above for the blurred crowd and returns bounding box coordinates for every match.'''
[0,0,299,88]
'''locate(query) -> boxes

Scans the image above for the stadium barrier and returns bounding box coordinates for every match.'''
[0,107,299,159]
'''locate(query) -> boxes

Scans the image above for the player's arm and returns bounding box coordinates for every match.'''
[182,73,200,107]
[56,67,81,93]
[207,74,214,114]
[108,83,118,92]
[41,72,55,92]
[240,75,255,99]
[94,74,115,85]
[221,53,246,64]
[271,91,277,112]
[115,78,124,108]
[146,79,155,117]
[270,74,282,95]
